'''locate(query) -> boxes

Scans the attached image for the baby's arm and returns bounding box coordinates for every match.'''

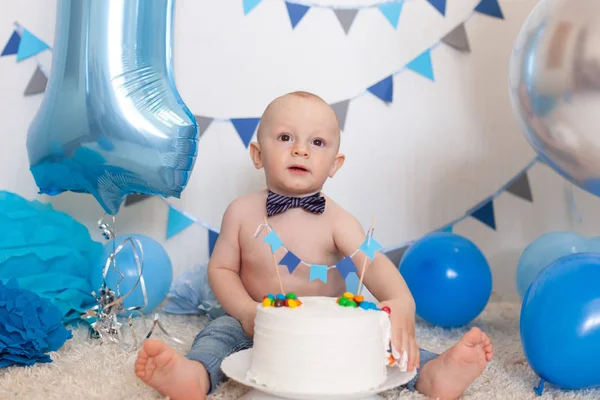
[208,200,257,337]
[333,210,420,370]
[332,212,414,306]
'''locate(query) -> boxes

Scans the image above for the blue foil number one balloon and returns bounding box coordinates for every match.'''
[27,0,198,215]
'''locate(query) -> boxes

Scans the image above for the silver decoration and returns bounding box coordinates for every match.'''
[509,0,600,197]
[82,216,182,350]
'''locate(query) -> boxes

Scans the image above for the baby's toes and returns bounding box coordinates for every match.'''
[481,332,491,347]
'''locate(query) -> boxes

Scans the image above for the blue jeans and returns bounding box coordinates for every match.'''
[186,315,438,395]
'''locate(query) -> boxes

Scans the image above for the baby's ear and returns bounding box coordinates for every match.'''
[329,153,345,178]
[249,141,263,169]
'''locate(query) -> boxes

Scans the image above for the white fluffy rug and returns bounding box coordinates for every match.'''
[1,301,599,400]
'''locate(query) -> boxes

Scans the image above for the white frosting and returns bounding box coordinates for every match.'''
[247,296,391,395]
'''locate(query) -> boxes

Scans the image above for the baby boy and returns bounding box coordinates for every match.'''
[135,91,493,399]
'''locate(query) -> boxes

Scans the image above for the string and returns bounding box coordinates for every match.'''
[265,216,286,294]
[357,217,376,296]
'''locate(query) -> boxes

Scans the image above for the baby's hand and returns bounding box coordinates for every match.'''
[241,306,258,339]
[380,299,419,371]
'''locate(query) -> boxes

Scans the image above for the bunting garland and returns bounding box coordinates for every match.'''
[150,157,540,284]
[190,0,504,146]
[375,158,540,269]
[6,0,505,148]
[158,154,537,283]
[254,221,383,284]
[242,0,503,32]
[1,24,50,98]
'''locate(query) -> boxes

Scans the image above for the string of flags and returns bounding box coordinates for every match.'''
[202,0,504,147]
[191,0,504,148]
[257,222,382,283]
[243,0,503,31]
[147,157,539,274]
[1,24,50,96]
[4,0,505,148]
[1,26,50,60]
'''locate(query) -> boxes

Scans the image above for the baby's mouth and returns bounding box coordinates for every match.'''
[288,165,309,174]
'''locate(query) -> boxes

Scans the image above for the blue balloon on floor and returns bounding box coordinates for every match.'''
[91,234,172,313]
[520,252,600,390]
[399,232,492,328]
[516,231,587,299]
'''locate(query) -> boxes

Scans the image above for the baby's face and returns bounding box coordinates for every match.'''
[252,95,344,196]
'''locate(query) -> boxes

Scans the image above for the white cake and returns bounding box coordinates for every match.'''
[246,296,392,395]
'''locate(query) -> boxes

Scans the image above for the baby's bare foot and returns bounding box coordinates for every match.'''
[415,327,493,400]
[135,339,209,400]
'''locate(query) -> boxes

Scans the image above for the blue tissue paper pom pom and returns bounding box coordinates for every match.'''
[0,191,103,324]
[0,279,72,368]
[164,263,225,320]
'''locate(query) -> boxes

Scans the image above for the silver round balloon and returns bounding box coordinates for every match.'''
[509,0,600,196]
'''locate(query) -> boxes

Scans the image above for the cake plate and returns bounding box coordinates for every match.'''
[221,349,417,400]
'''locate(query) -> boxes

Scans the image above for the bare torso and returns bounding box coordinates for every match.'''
[237,190,347,301]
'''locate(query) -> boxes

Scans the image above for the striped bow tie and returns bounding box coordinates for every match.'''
[266,191,326,217]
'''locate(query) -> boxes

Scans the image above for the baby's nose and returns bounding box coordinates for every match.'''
[292,145,309,157]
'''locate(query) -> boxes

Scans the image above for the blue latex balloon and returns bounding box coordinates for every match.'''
[516,231,588,299]
[521,252,600,390]
[585,236,600,252]
[399,232,492,328]
[27,0,199,215]
[91,234,172,313]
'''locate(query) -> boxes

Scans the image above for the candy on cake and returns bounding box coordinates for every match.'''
[336,291,381,310]
[261,292,303,308]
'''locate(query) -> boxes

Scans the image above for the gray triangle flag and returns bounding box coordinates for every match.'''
[24,66,48,96]
[506,172,533,202]
[330,100,350,131]
[194,115,214,138]
[383,245,410,267]
[442,24,471,53]
[334,9,359,34]
[124,194,153,207]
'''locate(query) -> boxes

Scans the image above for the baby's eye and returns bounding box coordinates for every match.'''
[312,138,325,147]
[278,134,292,142]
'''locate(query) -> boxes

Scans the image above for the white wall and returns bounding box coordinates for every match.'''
[2,0,599,301]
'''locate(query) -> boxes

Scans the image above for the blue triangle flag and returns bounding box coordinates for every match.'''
[406,50,435,81]
[378,3,404,29]
[360,237,383,259]
[309,265,328,283]
[1,31,21,56]
[243,0,263,15]
[367,76,393,103]
[280,251,301,274]
[474,0,504,19]
[426,0,447,16]
[285,2,310,29]
[208,229,219,257]
[166,205,195,239]
[17,29,50,61]
[470,199,496,230]
[231,118,260,148]
[263,231,284,253]
[336,257,358,279]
